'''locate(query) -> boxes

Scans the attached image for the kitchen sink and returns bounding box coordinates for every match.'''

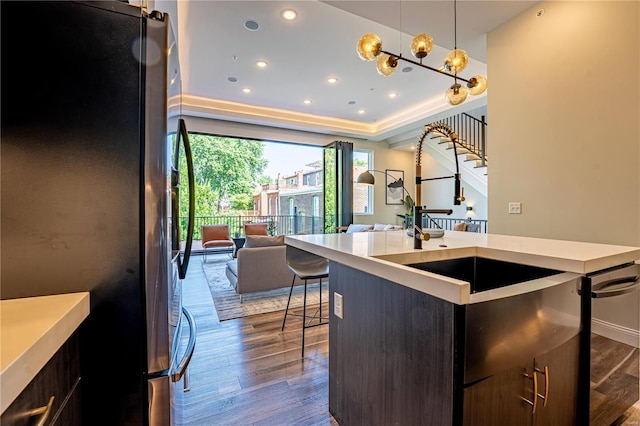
[407,256,562,293]
[405,256,581,384]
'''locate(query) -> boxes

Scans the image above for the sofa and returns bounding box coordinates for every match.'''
[345,223,403,233]
[225,235,318,300]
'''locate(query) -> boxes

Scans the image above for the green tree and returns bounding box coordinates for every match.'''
[323,147,336,233]
[257,174,275,184]
[175,133,267,222]
[228,193,253,211]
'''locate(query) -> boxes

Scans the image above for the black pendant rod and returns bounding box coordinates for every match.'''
[454,0,458,49]
[380,49,471,84]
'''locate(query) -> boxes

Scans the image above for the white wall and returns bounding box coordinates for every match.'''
[418,153,488,221]
[488,1,640,335]
[388,131,489,222]
[353,140,415,226]
[487,1,639,245]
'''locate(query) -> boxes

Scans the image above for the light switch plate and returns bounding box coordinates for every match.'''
[508,202,522,214]
[334,292,343,319]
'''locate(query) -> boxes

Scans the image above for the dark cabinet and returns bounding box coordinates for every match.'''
[1,331,81,426]
[328,261,582,426]
[463,335,580,426]
[463,364,532,425]
[532,335,580,425]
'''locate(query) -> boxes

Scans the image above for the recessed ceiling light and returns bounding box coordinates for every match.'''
[402,67,413,73]
[228,77,238,83]
[303,99,312,105]
[358,109,366,114]
[255,61,268,69]
[244,20,259,31]
[327,77,338,84]
[388,92,398,98]
[348,101,356,105]
[242,88,251,93]
[281,9,297,20]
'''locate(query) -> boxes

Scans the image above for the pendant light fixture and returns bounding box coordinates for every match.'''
[356,0,487,106]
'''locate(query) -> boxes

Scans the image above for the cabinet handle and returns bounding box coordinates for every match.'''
[26,396,55,426]
[535,366,550,407]
[183,366,190,392]
[172,307,196,385]
[522,371,538,414]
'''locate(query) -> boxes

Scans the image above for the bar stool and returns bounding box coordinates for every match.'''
[281,246,329,357]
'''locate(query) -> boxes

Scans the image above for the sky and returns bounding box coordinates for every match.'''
[261,141,323,179]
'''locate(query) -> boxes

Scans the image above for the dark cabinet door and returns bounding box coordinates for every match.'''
[463,335,580,426]
[1,331,81,426]
[533,335,580,426]
[463,364,533,426]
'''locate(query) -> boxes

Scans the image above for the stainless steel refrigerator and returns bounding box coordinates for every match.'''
[1,1,196,424]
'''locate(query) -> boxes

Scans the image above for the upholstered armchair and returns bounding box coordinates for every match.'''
[202,225,235,261]
[243,222,268,236]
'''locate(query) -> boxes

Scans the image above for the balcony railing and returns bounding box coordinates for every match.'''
[404,215,489,233]
[423,217,488,233]
[179,214,324,241]
[181,214,488,241]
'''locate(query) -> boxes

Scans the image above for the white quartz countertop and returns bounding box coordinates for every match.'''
[1,292,90,414]
[285,231,640,305]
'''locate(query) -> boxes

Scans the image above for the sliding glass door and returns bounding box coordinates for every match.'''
[323,141,353,233]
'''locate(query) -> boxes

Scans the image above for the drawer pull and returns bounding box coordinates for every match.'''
[28,396,55,426]
[522,371,538,414]
[535,366,549,407]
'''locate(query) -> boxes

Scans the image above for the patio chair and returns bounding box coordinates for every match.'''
[202,225,235,262]
[244,222,268,236]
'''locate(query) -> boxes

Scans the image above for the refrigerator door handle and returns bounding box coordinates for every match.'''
[172,307,196,387]
[591,276,640,298]
[174,118,195,279]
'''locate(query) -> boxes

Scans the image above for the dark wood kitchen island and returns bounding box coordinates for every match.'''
[285,230,640,425]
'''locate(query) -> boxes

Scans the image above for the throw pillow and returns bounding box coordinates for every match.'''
[453,222,467,231]
[373,223,388,231]
[383,224,402,231]
[466,223,481,233]
[243,235,285,248]
[346,224,374,233]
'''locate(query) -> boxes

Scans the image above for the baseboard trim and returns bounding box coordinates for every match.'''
[592,318,640,348]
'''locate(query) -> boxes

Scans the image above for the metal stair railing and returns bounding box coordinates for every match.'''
[435,113,488,168]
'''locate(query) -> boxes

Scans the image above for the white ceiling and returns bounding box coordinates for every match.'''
[174,1,538,141]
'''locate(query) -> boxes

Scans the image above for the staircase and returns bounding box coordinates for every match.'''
[425,113,488,197]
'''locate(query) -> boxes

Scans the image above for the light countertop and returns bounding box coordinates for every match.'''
[1,292,90,414]
[285,231,640,305]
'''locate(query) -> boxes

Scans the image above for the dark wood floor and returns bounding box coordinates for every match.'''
[175,253,639,425]
[592,334,639,426]
[174,254,335,425]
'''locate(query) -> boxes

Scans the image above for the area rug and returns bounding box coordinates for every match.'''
[201,256,329,321]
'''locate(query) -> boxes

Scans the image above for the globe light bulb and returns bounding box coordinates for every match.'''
[467,75,488,95]
[356,33,382,61]
[376,54,398,76]
[445,82,468,106]
[410,33,434,59]
[444,49,469,74]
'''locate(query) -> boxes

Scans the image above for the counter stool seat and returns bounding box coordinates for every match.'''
[281,246,329,357]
